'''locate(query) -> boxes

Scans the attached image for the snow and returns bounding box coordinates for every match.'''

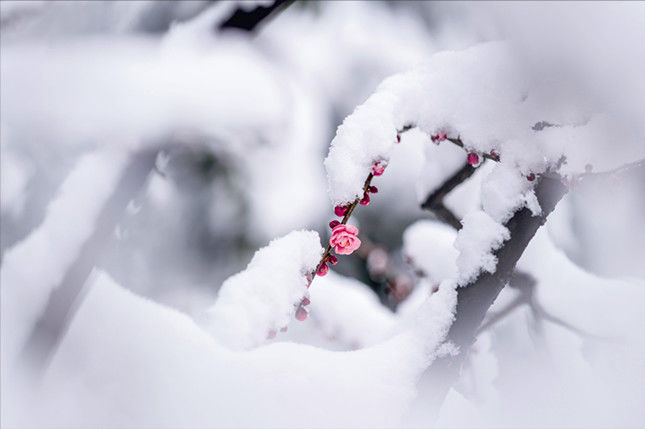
[454,211,510,286]
[443,161,496,220]
[481,162,540,223]
[323,38,642,287]
[308,272,398,347]
[402,220,458,284]
[0,269,459,428]
[324,42,522,205]
[0,143,32,217]
[416,134,469,204]
[2,2,645,428]
[206,230,322,350]
[434,228,645,429]
[323,36,644,226]
[0,37,286,148]
[324,88,400,205]
[0,148,128,366]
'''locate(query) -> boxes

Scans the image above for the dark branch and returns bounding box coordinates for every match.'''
[421,163,478,211]
[420,162,478,229]
[218,0,293,32]
[420,175,568,415]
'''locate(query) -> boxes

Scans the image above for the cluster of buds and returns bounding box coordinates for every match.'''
[316,161,387,282]
[317,251,338,276]
[360,185,378,206]
[431,131,447,144]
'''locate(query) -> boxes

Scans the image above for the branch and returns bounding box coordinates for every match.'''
[313,173,375,280]
[218,0,293,32]
[477,270,594,339]
[21,149,157,376]
[420,175,568,415]
[420,162,478,229]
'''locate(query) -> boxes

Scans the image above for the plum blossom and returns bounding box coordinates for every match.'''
[372,162,386,176]
[431,131,447,143]
[329,224,361,255]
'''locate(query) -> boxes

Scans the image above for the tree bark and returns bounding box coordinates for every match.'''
[420,175,568,414]
[218,0,293,32]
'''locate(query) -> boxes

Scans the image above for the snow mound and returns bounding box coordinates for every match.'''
[1,148,128,365]
[206,230,323,349]
[403,220,459,283]
[309,272,398,347]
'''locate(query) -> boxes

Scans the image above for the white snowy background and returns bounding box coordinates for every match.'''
[2,1,645,428]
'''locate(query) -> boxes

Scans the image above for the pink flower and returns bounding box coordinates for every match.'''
[431,131,447,143]
[295,306,308,321]
[329,224,361,255]
[372,162,386,176]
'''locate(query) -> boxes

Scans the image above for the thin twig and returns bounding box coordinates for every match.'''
[397,124,500,163]
[313,173,374,278]
[420,162,479,229]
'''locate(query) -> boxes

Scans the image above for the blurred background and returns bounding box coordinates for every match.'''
[1,0,485,312]
[2,1,645,428]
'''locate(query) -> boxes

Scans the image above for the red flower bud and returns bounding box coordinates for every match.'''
[467,153,479,166]
[295,306,308,321]
[317,263,329,276]
[360,193,370,206]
